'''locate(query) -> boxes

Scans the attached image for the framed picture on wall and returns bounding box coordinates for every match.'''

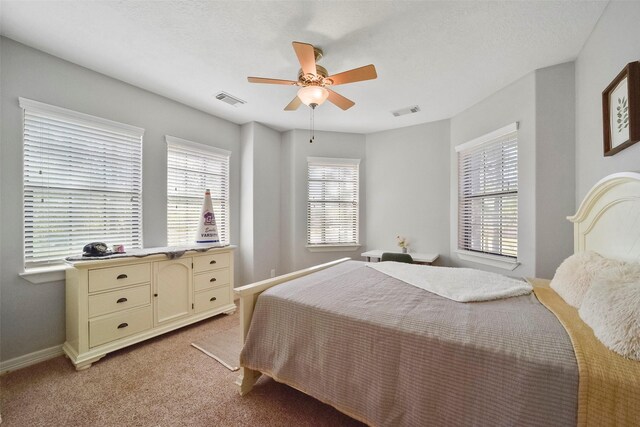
[603,61,640,156]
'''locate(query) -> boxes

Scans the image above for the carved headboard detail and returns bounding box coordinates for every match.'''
[568,172,640,261]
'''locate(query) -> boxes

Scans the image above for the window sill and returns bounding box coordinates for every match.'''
[455,250,520,271]
[20,266,68,284]
[306,244,361,253]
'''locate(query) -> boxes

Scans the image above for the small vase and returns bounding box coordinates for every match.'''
[401,247,407,254]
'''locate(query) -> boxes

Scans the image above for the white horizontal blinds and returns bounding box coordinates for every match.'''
[307,158,359,246]
[166,137,229,246]
[458,130,518,258]
[22,99,143,268]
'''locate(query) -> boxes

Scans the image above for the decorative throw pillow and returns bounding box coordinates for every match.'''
[579,262,640,360]
[550,251,616,308]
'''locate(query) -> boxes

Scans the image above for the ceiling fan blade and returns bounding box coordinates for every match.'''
[284,96,302,111]
[292,41,317,76]
[326,89,355,110]
[247,77,297,85]
[327,64,377,86]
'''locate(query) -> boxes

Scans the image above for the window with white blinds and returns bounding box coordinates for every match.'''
[456,124,518,259]
[21,98,144,269]
[307,157,360,247]
[166,136,230,246]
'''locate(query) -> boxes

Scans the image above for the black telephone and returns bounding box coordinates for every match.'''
[83,242,112,257]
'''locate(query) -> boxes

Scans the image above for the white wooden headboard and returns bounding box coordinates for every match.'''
[568,172,640,261]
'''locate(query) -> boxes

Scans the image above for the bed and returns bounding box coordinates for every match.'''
[234,172,640,426]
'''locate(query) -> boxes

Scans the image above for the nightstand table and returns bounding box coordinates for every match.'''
[361,250,439,265]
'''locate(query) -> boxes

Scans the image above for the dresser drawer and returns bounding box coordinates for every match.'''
[88,284,151,318]
[193,252,230,273]
[194,268,230,292]
[194,286,231,314]
[89,305,152,348]
[88,263,151,293]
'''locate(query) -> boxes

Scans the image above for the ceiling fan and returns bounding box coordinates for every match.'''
[247,41,377,111]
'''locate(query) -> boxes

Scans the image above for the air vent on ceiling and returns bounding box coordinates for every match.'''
[215,91,246,107]
[392,105,421,117]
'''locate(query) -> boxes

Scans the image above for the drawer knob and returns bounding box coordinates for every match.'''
[117,323,128,329]
[210,297,217,302]
[209,260,217,265]
[210,277,217,282]
[116,297,128,304]
[116,274,128,280]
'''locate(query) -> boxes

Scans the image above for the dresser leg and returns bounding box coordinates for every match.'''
[74,355,105,371]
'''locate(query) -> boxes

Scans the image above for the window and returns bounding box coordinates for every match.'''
[456,123,518,264]
[166,136,230,246]
[21,98,143,269]
[307,157,360,248]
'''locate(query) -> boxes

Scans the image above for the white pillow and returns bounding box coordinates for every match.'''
[579,262,640,361]
[550,251,616,308]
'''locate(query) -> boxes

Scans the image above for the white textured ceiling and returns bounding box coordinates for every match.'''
[0,1,607,134]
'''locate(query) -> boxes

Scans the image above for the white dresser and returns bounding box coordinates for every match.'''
[63,246,236,370]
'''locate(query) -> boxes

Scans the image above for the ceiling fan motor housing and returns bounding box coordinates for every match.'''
[298,65,329,85]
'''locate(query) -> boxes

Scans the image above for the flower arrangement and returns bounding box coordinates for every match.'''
[396,235,408,253]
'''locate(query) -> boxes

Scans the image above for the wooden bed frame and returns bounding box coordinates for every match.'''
[233,171,640,396]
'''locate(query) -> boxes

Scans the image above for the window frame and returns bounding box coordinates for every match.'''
[20,97,144,273]
[306,156,361,251]
[166,135,230,247]
[455,122,520,270]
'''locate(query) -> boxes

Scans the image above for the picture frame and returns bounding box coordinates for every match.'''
[602,61,640,156]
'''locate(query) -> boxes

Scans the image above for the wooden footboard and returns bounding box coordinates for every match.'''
[233,257,351,395]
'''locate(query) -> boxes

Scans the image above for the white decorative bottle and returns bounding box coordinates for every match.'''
[196,189,221,244]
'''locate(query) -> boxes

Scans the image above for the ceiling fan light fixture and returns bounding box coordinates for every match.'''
[297,86,329,107]
[247,41,376,111]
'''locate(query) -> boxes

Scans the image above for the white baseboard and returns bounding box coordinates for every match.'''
[0,345,64,374]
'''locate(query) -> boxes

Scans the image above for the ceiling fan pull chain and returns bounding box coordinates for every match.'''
[309,106,315,143]
[312,107,315,143]
[309,107,312,143]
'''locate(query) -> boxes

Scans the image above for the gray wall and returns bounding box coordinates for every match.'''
[365,120,451,265]
[535,63,576,279]
[0,36,4,370]
[280,129,366,273]
[239,124,254,286]
[450,71,538,277]
[449,63,576,279]
[575,1,640,203]
[251,123,282,281]
[239,122,281,286]
[0,38,241,361]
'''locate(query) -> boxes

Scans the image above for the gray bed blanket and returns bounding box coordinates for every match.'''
[240,261,578,427]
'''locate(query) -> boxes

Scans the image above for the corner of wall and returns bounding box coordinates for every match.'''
[239,123,255,285]
[534,63,576,278]
[279,130,294,274]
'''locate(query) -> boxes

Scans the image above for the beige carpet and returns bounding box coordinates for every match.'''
[191,324,241,371]
[0,312,364,427]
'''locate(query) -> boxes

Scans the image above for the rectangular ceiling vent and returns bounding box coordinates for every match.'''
[392,105,421,117]
[215,91,246,107]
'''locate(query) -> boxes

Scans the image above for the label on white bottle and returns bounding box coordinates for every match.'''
[196,189,220,244]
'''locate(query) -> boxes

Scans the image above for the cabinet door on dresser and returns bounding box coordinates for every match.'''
[153,258,193,326]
